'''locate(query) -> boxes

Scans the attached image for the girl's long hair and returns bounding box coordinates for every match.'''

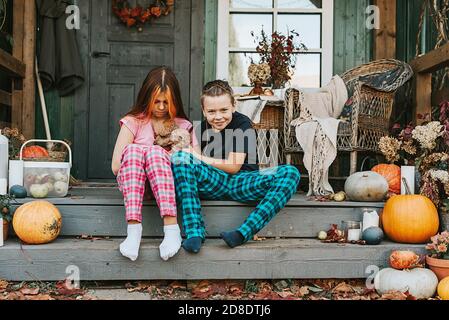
[126,66,189,121]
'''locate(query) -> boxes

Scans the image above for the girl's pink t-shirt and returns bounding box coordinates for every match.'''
[120,116,199,147]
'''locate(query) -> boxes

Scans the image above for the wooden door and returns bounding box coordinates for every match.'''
[86,0,193,180]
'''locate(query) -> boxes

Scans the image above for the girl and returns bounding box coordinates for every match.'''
[112,67,197,261]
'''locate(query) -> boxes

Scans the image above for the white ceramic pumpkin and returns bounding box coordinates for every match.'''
[344,171,389,202]
[374,268,438,299]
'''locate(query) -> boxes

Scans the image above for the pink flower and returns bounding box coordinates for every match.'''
[431,235,439,245]
[442,230,449,240]
[437,244,448,253]
[426,243,436,251]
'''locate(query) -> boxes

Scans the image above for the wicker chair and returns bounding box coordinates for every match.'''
[284,59,414,175]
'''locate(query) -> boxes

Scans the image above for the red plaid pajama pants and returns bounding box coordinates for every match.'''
[117,144,177,222]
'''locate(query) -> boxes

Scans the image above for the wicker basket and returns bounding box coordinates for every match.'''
[253,102,284,130]
[251,100,285,167]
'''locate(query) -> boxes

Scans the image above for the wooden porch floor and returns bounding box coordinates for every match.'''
[0,186,426,281]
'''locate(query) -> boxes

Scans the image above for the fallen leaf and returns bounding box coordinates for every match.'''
[298,286,310,297]
[277,290,294,299]
[253,235,267,241]
[0,280,8,291]
[274,280,290,291]
[228,282,244,297]
[20,287,40,295]
[380,291,408,300]
[255,291,283,300]
[191,280,214,299]
[258,281,273,293]
[27,294,53,300]
[307,285,324,293]
[77,234,110,241]
[55,281,85,296]
[169,281,186,290]
[332,282,355,294]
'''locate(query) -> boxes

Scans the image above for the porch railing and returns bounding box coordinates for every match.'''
[410,42,449,124]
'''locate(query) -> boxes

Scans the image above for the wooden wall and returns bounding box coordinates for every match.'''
[333,0,372,75]
[0,0,13,125]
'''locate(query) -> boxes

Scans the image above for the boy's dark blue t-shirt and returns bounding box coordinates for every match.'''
[195,112,259,172]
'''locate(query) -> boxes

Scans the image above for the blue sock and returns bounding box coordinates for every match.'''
[221,231,245,248]
[182,237,203,253]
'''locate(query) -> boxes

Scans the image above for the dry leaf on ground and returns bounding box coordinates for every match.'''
[332,282,355,294]
[298,286,310,297]
[20,287,40,295]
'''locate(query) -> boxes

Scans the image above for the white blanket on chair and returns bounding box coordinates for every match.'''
[291,75,348,196]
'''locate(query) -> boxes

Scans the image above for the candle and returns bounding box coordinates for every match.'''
[347,229,361,242]
[401,166,415,195]
[0,179,6,195]
[362,210,380,232]
[0,218,3,247]
[8,160,24,189]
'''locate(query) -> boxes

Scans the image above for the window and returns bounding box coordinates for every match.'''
[217,0,334,90]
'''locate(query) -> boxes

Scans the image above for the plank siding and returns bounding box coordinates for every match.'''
[333,0,372,76]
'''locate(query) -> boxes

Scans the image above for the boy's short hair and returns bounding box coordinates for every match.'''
[201,80,235,107]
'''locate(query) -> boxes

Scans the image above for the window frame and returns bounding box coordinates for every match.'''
[216,0,334,92]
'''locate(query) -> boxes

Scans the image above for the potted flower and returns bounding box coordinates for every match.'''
[0,194,15,241]
[426,231,449,280]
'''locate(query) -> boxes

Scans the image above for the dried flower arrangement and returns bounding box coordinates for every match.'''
[248,63,271,86]
[251,28,306,89]
[379,101,449,212]
[1,127,27,160]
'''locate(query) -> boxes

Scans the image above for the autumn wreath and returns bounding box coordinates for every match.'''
[112,0,174,31]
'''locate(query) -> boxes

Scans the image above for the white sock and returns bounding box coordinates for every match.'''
[159,224,182,261]
[120,224,143,261]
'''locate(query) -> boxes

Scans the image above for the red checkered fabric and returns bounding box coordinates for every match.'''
[117,144,177,222]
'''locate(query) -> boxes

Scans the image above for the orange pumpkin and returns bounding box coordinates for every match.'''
[372,164,401,194]
[12,201,62,245]
[23,146,49,159]
[390,250,421,270]
[382,194,439,244]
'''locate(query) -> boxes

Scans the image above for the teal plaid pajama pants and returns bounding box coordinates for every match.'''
[171,151,301,243]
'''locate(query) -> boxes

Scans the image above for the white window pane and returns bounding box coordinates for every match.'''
[277,0,322,9]
[277,14,321,48]
[229,14,273,48]
[230,0,273,9]
[292,53,321,88]
[229,53,261,87]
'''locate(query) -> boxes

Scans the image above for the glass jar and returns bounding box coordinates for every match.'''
[342,221,362,242]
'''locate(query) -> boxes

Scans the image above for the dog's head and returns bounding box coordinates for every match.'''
[170,128,191,151]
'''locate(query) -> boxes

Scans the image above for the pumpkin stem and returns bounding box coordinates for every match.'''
[402,177,412,195]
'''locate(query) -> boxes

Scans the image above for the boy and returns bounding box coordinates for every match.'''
[172,80,300,253]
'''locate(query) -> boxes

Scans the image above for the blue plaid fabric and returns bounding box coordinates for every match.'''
[171,151,301,243]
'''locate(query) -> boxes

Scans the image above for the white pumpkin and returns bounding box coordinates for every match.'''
[374,268,438,299]
[344,171,388,202]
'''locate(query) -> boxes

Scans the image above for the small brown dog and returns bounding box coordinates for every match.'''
[153,119,191,152]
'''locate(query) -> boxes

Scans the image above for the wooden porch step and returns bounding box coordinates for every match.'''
[11,188,385,239]
[0,238,425,281]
